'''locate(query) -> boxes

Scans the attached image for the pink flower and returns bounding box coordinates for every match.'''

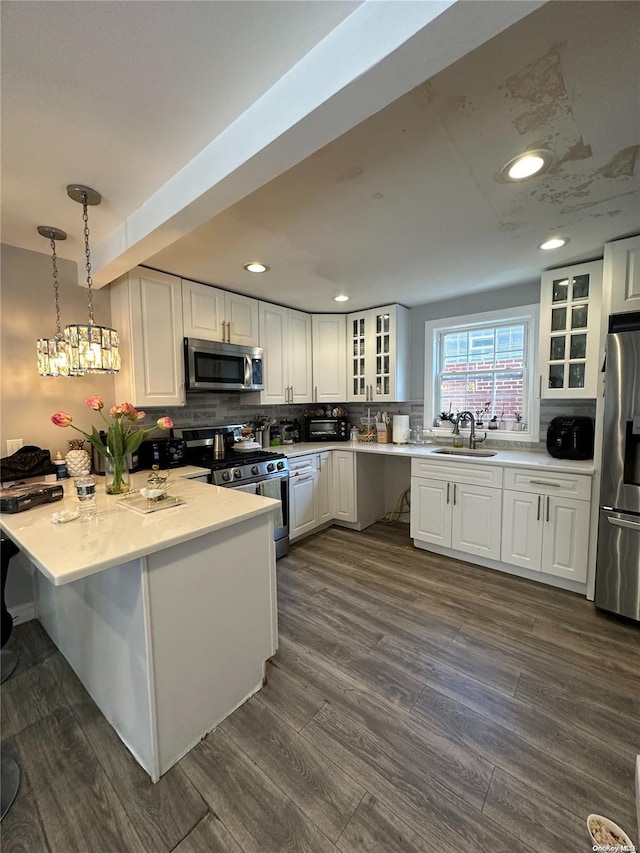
[156,417,173,430]
[109,404,124,418]
[51,411,73,427]
[136,411,146,420]
[121,402,138,420]
[85,396,104,411]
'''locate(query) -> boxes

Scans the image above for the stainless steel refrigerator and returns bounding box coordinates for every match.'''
[595,329,640,621]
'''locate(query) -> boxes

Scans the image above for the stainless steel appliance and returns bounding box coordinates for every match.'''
[138,438,187,470]
[304,416,349,441]
[184,338,264,392]
[174,424,290,558]
[595,328,640,621]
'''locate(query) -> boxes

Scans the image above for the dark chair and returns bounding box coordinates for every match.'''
[1,535,21,821]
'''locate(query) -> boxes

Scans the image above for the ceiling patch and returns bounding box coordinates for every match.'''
[555,138,593,166]
[335,166,364,183]
[500,41,572,135]
[596,145,640,179]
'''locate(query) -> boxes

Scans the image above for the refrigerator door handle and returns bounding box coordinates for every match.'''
[607,516,640,532]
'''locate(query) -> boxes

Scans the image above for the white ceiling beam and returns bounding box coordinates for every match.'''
[90,0,545,287]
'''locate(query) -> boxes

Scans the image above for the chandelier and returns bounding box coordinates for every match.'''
[36,226,75,377]
[64,185,120,374]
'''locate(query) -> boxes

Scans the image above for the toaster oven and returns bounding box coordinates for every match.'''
[304,416,349,441]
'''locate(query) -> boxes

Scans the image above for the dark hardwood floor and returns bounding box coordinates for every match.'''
[2,522,639,851]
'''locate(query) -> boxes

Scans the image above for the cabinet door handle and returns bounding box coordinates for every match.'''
[453,483,457,506]
[296,475,314,483]
[546,496,550,523]
[314,385,318,403]
[537,494,541,521]
[538,374,542,398]
[529,479,562,488]
[446,483,450,504]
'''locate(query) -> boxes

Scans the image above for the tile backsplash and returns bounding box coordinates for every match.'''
[139,394,596,451]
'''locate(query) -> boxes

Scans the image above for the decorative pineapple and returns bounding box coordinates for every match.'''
[65,439,91,478]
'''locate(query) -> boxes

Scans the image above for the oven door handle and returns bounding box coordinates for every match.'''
[244,355,252,388]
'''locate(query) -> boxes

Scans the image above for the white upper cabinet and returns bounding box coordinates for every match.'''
[538,260,602,398]
[604,234,640,316]
[181,280,259,346]
[110,267,185,407]
[255,302,312,405]
[311,314,347,403]
[347,304,409,402]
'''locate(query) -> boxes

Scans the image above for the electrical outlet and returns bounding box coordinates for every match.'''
[6,439,23,455]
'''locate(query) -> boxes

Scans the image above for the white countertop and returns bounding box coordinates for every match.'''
[0,468,279,586]
[276,441,595,475]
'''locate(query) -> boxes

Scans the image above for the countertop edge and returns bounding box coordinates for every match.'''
[276,442,596,475]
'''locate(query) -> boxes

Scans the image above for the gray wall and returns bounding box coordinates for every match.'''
[409,281,540,399]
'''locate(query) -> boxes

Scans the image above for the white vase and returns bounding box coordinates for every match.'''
[66,445,92,477]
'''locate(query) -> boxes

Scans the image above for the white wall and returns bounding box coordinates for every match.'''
[1,243,115,457]
[409,281,540,399]
[1,243,115,615]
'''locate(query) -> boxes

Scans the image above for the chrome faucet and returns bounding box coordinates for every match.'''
[452,411,487,449]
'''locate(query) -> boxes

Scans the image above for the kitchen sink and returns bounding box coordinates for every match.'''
[433,448,497,457]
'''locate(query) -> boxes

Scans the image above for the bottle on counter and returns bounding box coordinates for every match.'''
[76,474,97,520]
[53,452,68,480]
[269,425,281,446]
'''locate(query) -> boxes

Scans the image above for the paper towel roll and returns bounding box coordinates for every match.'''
[393,415,410,444]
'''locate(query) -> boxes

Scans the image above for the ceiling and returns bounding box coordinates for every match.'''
[2,1,639,314]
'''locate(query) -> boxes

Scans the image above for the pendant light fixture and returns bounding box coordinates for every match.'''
[64,185,120,374]
[36,226,75,377]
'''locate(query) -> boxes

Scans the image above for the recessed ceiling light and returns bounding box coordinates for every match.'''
[333,295,350,302]
[243,262,269,273]
[539,237,568,251]
[501,149,553,181]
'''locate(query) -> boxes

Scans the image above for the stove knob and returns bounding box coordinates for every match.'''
[221,471,231,482]
[267,463,275,473]
[233,469,242,479]
[277,461,285,470]
[251,465,259,475]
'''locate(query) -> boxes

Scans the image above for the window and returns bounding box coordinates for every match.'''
[424,305,539,440]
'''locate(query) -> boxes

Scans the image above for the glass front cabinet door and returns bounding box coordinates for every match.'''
[347,304,409,402]
[538,260,602,398]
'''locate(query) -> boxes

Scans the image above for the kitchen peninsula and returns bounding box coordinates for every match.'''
[0,471,280,781]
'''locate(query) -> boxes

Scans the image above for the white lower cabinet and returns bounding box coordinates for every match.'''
[502,490,589,582]
[317,452,332,525]
[289,453,333,542]
[501,467,591,582]
[411,475,502,561]
[331,450,357,523]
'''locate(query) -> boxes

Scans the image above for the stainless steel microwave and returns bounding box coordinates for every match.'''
[184,338,264,392]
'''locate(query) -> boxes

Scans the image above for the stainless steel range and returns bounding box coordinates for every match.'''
[173,425,290,558]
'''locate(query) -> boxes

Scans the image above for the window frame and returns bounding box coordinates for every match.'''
[424,304,540,443]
